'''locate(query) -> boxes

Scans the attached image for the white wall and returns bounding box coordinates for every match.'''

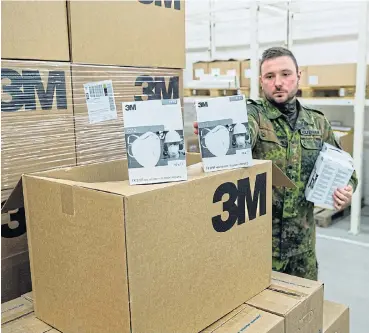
[185,0,369,204]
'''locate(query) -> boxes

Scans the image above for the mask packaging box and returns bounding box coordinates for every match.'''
[305,142,354,209]
[195,95,253,172]
[123,99,187,185]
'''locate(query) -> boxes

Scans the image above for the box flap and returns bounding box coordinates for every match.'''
[272,164,296,189]
[271,271,323,294]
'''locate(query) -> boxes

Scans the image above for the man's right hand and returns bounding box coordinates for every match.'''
[193,122,199,135]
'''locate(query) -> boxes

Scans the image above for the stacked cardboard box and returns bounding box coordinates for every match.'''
[1,0,185,302]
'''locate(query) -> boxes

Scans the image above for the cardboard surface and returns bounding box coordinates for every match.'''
[193,61,209,79]
[334,131,354,156]
[1,297,34,325]
[247,271,324,333]
[208,60,241,79]
[299,66,309,88]
[201,304,284,333]
[306,64,369,87]
[323,300,349,333]
[71,64,183,165]
[22,158,279,333]
[1,1,69,61]
[68,1,185,68]
[1,60,77,190]
[1,313,53,333]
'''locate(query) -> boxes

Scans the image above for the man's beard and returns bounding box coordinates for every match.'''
[265,86,298,107]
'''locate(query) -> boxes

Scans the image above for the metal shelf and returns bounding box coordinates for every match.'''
[300,98,369,107]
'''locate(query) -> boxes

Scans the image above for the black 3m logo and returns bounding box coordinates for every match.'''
[1,200,27,238]
[198,102,208,108]
[138,0,181,10]
[212,173,267,232]
[135,75,179,101]
[1,68,67,112]
[125,104,137,111]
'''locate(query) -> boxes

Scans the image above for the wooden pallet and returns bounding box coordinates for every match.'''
[297,86,369,98]
[184,87,246,98]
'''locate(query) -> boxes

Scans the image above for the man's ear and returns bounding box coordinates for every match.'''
[297,70,301,82]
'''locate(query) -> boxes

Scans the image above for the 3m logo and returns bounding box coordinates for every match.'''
[125,104,137,111]
[134,75,179,101]
[138,0,181,10]
[1,68,67,112]
[198,102,208,108]
[212,173,267,232]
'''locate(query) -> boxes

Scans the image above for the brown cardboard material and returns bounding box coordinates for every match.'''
[1,297,34,325]
[323,300,349,333]
[193,61,210,79]
[306,64,369,87]
[68,1,185,68]
[2,313,53,333]
[201,304,284,333]
[335,131,354,156]
[241,60,251,87]
[19,158,295,333]
[208,60,241,80]
[1,60,77,191]
[22,291,34,303]
[1,1,69,61]
[71,64,183,165]
[299,66,309,88]
[247,271,324,333]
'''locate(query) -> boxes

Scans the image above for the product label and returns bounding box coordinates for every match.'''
[195,68,205,78]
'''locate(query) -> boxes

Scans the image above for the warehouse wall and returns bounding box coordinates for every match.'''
[185,0,369,204]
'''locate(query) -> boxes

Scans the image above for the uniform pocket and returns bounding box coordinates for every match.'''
[259,128,287,147]
[301,137,322,150]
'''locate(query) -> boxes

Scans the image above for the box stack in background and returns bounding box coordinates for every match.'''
[1,0,185,302]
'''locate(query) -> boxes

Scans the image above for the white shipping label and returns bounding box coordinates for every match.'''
[308,76,319,85]
[244,69,252,78]
[84,80,117,124]
[195,68,205,78]
[227,69,237,77]
[211,68,221,76]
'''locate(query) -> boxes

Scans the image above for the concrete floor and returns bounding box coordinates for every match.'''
[316,207,369,333]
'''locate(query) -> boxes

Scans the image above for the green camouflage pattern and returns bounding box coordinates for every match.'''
[247,98,358,262]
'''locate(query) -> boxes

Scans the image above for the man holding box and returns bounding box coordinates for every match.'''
[194,47,357,280]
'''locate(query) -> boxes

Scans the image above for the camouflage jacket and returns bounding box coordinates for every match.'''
[247,98,358,259]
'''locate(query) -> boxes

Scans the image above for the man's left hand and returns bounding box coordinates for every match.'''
[333,185,353,211]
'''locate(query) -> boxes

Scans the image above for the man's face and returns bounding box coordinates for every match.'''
[260,55,300,104]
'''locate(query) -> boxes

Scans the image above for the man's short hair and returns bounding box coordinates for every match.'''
[260,47,298,73]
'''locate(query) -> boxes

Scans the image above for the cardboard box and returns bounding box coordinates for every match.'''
[240,60,251,88]
[196,95,253,172]
[1,1,69,61]
[306,64,369,87]
[1,297,34,325]
[334,130,354,156]
[68,1,185,68]
[22,291,34,303]
[193,61,209,79]
[2,313,53,333]
[323,300,349,333]
[1,60,77,190]
[71,64,183,165]
[299,66,309,88]
[123,99,187,185]
[305,143,354,209]
[10,157,294,333]
[247,271,324,333]
[201,304,284,333]
[208,60,241,79]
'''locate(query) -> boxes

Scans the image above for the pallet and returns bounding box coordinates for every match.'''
[297,86,369,98]
[184,87,248,98]
[314,198,365,228]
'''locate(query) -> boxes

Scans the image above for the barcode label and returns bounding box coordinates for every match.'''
[83,80,117,124]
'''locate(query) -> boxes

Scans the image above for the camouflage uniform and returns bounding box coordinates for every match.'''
[247,98,358,280]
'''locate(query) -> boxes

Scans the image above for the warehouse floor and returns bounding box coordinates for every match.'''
[316,207,369,333]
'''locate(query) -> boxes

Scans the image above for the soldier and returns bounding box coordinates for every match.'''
[194,47,358,280]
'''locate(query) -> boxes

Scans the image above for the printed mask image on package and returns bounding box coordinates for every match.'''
[123,99,187,185]
[1,60,76,190]
[71,64,183,165]
[195,95,253,172]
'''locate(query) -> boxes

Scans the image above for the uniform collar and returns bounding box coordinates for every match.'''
[261,98,314,126]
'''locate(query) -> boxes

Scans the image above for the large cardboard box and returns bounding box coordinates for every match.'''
[201,304,284,333]
[323,300,349,333]
[9,157,293,333]
[306,64,369,87]
[1,60,77,190]
[193,61,209,79]
[71,64,183,165]
[247,271,324,333]
[1,1,69,61]
[240,60,251,88]
[1,189,32,303]
[208,60,241,80]
[68,1,185,68]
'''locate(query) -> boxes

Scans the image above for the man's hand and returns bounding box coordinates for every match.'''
[333,185,353,211]
[194,122,199,135]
